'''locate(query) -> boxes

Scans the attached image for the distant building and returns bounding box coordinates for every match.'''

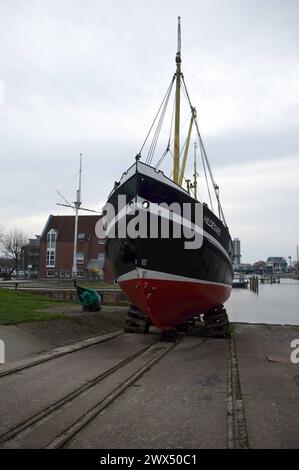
[39,215,114,283]
[265,257,288,273]
[238,263,253,274]
[253,260,266,273]
[21,235,41,276]
[232,238,241,269]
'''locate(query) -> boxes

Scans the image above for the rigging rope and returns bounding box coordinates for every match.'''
[146,92,170,165]
[138,76,175,159]
[145,77,189,168]
[181,75,227,226]
[137,69,227,226]
[198,134,214,212]
[155,94,176,170]
[146,77,175,165]
[155,147,169,170]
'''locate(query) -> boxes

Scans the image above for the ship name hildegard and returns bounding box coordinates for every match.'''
[203,215,222,237]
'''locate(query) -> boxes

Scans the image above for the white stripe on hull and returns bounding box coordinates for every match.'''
[117,268,232,289]
[107,197,231,262]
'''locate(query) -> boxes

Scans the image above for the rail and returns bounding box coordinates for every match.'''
[0,334,176,448]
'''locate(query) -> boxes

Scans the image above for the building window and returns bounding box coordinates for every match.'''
[60,269,65,278]
[76,252,84,264]
[46,249,56,267]
[47,229,57,248]
[65,269,70,277]
[47,269,55,277]
[77,270,84,278]
[46,229,57,267]
[77,233,85,240]
[98,239,105,245]
[98,252,105,268]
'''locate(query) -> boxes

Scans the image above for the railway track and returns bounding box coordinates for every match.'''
[0,333,176,449]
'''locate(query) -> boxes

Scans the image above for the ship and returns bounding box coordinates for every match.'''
[103,18,233,331]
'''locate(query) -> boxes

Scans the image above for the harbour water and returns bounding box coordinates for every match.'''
[226,278,299,325]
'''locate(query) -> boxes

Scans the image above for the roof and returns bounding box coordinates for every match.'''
[40,215,101,242]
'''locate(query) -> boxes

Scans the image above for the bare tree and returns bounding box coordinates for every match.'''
[2,229,28,275]
[0,227,4,259]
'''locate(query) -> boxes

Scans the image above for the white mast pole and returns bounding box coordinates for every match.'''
[72,153,83,278]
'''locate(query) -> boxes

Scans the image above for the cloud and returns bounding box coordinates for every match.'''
[216,155,299,262]
[0,0,298,264]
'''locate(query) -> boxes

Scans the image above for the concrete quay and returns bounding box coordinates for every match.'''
[0,323,298,449]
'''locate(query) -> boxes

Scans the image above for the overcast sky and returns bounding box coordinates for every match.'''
[0,0,298,263]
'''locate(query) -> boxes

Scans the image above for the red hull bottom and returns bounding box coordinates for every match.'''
[119,277,232,330]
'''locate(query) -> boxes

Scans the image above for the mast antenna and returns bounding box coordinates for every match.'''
[177,15,181,57]
[173,16,182,184]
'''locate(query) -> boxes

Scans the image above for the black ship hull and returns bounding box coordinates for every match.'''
[104,161,233,330]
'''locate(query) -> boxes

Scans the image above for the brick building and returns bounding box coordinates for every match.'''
[39,215,114,283]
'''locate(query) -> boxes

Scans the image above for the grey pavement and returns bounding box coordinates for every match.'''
[0,333,156,441]
[0,324,298,448]
[234,324,299,448]
[0,325,52,362]
[68,336,229,449]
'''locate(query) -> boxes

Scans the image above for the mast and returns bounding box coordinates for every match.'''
[179,107,196,186]
[193,141,198,200]
[56,154,101,278]
[72,153,83,278]
[173,16,181,184]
